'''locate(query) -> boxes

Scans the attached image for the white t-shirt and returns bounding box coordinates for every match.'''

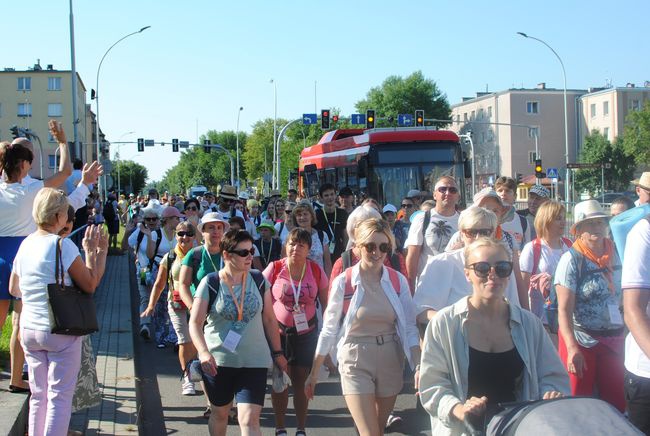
[308,229,330,269]
[520,238,571,322]
[623,218,650,378]
[128,227,160,269]
[275,221,291,244]
[0,180,44,236]
[501,209,531,251]
[156,229,176,264]
[13,233,80,331]
[405,209,459,279]
[413,248,520,316]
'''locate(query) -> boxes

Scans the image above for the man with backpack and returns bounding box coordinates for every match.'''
[517,185,550,240]
[495,176,531,251]
[314,183,349,263]
[104,193,120,250]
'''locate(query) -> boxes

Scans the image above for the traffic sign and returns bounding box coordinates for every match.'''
[303,114,317,125]
[350,114,366,125]
[546,167,559,179]
[567,163,601,169]
[398,114,413,126]
[144,139,155,147]
[179,141,190,148]
[101,159,113,173]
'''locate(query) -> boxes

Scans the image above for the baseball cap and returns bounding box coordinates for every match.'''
[472,188,504,208]
[529,185,550,198]
[407,189,421,199]
[382,204,398,214]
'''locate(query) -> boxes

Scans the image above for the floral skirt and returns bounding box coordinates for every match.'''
[72,335,101,412]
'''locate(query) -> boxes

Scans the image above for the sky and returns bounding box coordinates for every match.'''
[4,0,648,182]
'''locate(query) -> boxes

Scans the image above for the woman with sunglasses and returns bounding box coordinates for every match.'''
[414,207,521,334]
[142,221,198,395]
[184,198,202,227]
[284,202,332,276]
[190,230,287,435]
[306,218,419,436]
[263,228,328,436]
[419,237,568,435]
[275,201,296,244]
[274,199,287,224]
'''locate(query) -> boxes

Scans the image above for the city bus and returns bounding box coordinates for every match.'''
[297,127,470,207]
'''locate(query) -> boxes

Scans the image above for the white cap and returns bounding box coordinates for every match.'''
[406,189,421,199]
[382,204,398,214]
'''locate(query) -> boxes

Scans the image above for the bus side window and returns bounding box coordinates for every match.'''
[337,167,346,190]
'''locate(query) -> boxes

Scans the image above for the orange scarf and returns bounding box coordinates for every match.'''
[495,226,503,240]
[572,237,615,293]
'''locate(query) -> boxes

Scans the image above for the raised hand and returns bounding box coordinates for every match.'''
[97,225,109,253]
[82,225,98,253]
[81,161,104,186]
[48,120,67,144]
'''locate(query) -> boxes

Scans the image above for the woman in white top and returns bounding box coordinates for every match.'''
[9,188,108,435]
[305,218,419,435]
[283,202,332,276]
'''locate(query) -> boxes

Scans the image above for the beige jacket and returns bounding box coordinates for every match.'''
[419,297,570,435]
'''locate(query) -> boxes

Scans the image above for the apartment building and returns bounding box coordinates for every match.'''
[580,84,650,143]
[0,60,95,179]
[449,84,586,190]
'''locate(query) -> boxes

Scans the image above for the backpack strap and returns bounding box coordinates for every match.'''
[342,266,401,317]
[386,267,401,295]
[278,222,285,236]
[150,228,163,267]
[270,259,284,285]
[519,213,528,236]
[389,252,401,273]
[569,247,608,291]
[532,238,542,275]
[316,228,325,246]
[166,250,176,290]
[421,210,431,238]
[191,246,204,285]
[136,230,145,254]
[308,260,322,288]
[206,270,266,313]
[561,237,573,248]
[341,249,352,270]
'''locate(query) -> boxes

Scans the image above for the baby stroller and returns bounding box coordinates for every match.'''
[464,397,642,436]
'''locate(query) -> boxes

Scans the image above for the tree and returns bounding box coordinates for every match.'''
[574,131,636,195]
[621,100,650,168]
[110,160,148,195]
[355,71,451,127]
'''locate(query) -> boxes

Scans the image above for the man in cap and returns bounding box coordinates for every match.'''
[338,186,355,214]
[632,172,650,206]
[253,221,282,269]
[383,203,406,252]
[517,184,550,239]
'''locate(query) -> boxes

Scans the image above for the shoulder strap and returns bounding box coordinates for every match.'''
[342,249,352,270]
[136,230,145,253]
[250,270,266,309]
[308,260,322,287]
[422,210,431,237]
[270,259,284,284]
[532,238,542,275]
[148,229,163,267]
[519,213,528,235]
[389,252,401,273]
[386,267,401,295]
[279,222,285,235]
[55,237,64,286]
[166,250,176,287]
[317,228,324,245]
[343,267,354,315]
[206,272,220,310]
[190,246,204,284]
[561,237,573,248]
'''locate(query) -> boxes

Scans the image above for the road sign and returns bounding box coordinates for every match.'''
[546,167,559,179]
[144,139,155,147]
[567,163,601,169]
[101,159,113,173]
[350,114,366,125]
[179,141,190,148]
[398,114,413,126]
[303,114,317,125]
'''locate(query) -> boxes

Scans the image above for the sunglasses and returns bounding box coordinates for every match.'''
[177,231,195,237]
[362,242,391,254]
[186,206,198,211]
[464,228,493,238]
[285,210,293,214]
[467,261,513,278]
[401,204,414,209]
[228,248,256,257]
[437,186,458,194]
[144,217,159,222]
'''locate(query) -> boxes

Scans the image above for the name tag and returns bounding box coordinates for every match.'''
[608,304,623,326]
[293,311,310,333]
[222,330,242,352]
[329,241,335,254]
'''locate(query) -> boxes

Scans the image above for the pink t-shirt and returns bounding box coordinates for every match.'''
[263,259,328,330]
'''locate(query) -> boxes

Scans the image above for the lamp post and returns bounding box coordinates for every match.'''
[517,32,570,203]
[95,25,150,200]
[236,106,243,191]
[270,79,277,189]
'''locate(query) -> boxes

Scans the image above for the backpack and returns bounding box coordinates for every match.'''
[136,228,162,268]
[166,250,186,310]
[187,246,209,286]
[206,269,266,311]
[519,213,528,237]
[269,259,322,291]
[342,266,401,316]
[103,200,116,222]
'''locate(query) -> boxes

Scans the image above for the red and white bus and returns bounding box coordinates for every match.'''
[298,127,470,207]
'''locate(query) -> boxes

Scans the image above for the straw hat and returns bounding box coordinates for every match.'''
[198,212,230,232]
[218,185,238,201]
[570,200,609,234]
[631,172,650,191]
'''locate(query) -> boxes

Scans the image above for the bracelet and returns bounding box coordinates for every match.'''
[272,350,283,357]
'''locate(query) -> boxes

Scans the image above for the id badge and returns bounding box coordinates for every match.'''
[293,311,309,333]
[223,330,242,352]
[608,304,623,325]
[329,241,335,254]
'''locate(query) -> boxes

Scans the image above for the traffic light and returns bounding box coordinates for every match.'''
[332,114,339,124]
[10,125,20,139]
[415,110,424,127]
[515,172,523,184]
[137,138,144,152]
[172,138,179,153]
[203,139,211,153]
[321,109,330,129]
[534,159,544,178]
[366,110,375,129]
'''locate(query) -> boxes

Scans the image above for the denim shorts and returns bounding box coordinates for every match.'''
[202,366,268,407]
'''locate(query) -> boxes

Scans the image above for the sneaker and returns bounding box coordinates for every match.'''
[140,325,151,341]
[385,413,402,430]
[157,343,166,349]
[181,376,196,395]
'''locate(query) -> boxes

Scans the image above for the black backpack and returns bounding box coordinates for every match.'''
[136,228,162,268]
[206,269,266,311]
[103,200,116,222]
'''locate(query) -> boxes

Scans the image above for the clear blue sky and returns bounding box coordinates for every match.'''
[4,0,648,181]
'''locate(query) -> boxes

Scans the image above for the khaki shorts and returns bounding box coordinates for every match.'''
[167,303,191,344]
[338,333,404,397]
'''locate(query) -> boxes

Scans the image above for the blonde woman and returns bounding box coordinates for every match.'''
[306,218,419,435]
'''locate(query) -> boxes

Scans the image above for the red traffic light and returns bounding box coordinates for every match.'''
[332,115,339,122]
[322,111,329,117]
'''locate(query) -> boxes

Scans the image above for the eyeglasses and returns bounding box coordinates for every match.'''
[401,204,414,209]
[186,206,198,211]
[467,261,513,278]
[144,217,159,222]
[177,231,195,237]
[361,242,391,254]
[463,228,493,238]
[228,248,256,257]
[437,186,458,194]
[285,210,293,214]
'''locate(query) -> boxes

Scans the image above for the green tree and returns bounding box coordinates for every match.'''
[355,71,451,127]
[622,100,650,168]
[574,131,636,195]
[110,160,148,195]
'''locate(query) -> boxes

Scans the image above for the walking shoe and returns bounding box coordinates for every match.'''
[385,413,402,430]
[181,376,196,395]
[139,325,151,341]
[202,406,211,419]
[295,430,307,436]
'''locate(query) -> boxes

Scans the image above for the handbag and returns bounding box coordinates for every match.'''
[47,237,99,336]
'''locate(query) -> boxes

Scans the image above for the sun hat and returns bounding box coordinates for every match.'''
[270,189,281,198]
[219,185,238,201]
[631,172,650,191]
[239,191,250,201]
[529,185,550,198]
[382,204,398,214]
[406,189,421,199]
[198,212,230,233]
[256,221,276,235]
[570,200,609,234]
[162,206,182,219]
[247,199,259,209]
[472,187,504,208]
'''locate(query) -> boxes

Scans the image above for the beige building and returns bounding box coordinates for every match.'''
[579,84,650,143]
[0,60,96,180]
[450,84,586,191]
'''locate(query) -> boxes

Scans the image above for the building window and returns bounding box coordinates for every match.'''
[48,103,63,117]
[463,112,468,122]
[18,103,32,117]
[17,77,31,91]
[487,130,494,141]
[603,127,609,140]
[48,154,61,169]
[528,127,539,139]
[528,151,538,164]
[630,99,641,111]
[48,77,62,91]
[603,101,609,116]
[478,108,484,119]
[487,106,492,117]
[526,101,539,114]
[590,103,596,118]
[471,110,475,120]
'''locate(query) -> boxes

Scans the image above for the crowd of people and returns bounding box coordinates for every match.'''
[2,119,650,435]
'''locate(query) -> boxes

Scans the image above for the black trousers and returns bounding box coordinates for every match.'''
[625,370,650,435]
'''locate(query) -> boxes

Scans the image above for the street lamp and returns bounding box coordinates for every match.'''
[270,79,277,189]
[94,25,150,200]
[517,31,570,203]
[236,106,243,191]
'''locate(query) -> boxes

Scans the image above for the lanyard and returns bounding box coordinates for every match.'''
[261,239,273,266]
[287,261,306,312]
[322,207,337,237]
[224,272,247,321]
[206,246,223,272]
